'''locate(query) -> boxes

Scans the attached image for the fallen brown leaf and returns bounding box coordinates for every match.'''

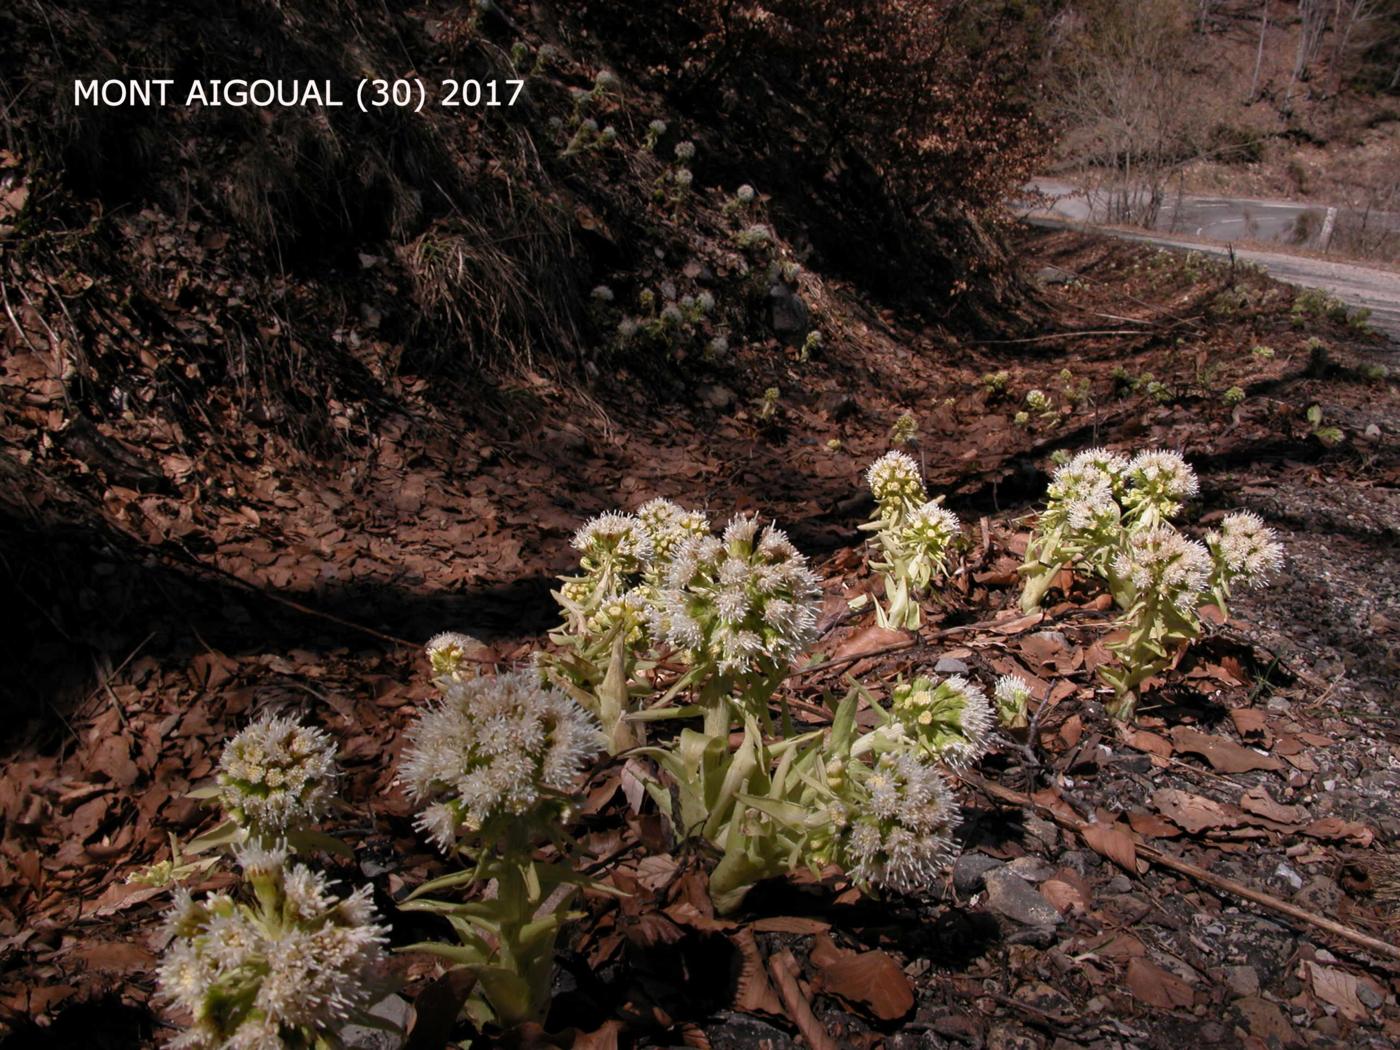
[1169,726,1282,773]
[809,934,914,1022]
[1126,957,1194,1009]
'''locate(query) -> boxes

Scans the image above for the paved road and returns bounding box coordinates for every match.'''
[1018,180,1400,347]
[1026,177,1400,246]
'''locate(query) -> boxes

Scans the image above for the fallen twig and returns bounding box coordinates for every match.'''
[963,773,1400,965]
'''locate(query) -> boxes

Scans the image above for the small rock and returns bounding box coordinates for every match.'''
[768,282,809,338]
[1005,856,1055,883]
[985,869,1063,927]
[1005,924,1059,948]
[1226,965,1260,998]
[1274,862,1304,891]
[697,384,735,409]
[953,853,1004,894]
[341,994,410,1049]
[1023,815,1060,852]
[1105,874,1132,894]
[1294,876,1341,912]
[1059,850,1100,876]
[935,657,970,675]
[1357,982,1384,1009]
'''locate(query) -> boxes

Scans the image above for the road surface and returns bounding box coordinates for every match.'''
[1019,179,1400,347]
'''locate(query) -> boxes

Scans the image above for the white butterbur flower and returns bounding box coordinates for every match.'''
[398,670,601,849]
[889,675,993,767]
[636,498,710,575]
[157,851,388,1050]
[1124,449,1199,519]
[866,450,926,511]
[894,501,960,581]
[216,715,338,837]
[1112,527,1212,614]
[1207,511,1283,587]
[839,751,958,894]
[993,674,1032,729]
[650,514,821,679]
[425,631,482,677]
[572,512,652,578]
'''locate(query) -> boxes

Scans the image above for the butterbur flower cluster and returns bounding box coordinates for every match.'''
[216,715,339,839]
[1122,450,1199,521]
[398,669,601,850]
[1207,511,1284,593]
[425,631,482,678]
[650,515,821,682]
[1112,527,1213,615]
[157,847,388,1049]
[636,497,711,576]
[1022,445,1282,719]
[862,452,960,629]
[838,751,958,894]
[888,675,993,768]
[866,450,925,512]
[994,674,1032,730]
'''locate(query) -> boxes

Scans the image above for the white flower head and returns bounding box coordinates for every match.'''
[896,501,960,560]
[1112,526,1212,614]
[839,751,958,894]
[425,631,482,677]
[156,861,388,1048]
[890,674,993,768]
[674,140,696,162]
[1208,511,1283,587]
[216,715,339,835]
[994,674,1032,729]
[572,511,653,578]
[866,451,926,509]
[398,669,601,850]
[1125,450,1199,519]
[636,497,711,575]
[736,184,756,203]
[650,514,821,679]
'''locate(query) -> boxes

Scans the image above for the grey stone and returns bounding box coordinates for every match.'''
[1294,876,1341,912]
[1022,814,1060,852]
[1005,856,1056,883]
[697,384,735,409]
[953,853,1004,894]
[341,995,410,1049]
[768,282,809,337]
[1226,965,1260,998]
[935,657,970,675]
[1357,982,1384,1009]
[984,868,1063,927]
[1059,849,1101,875]
[1034,266,1076,286]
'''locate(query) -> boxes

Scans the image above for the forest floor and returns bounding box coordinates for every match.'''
[2,225,1399,1049]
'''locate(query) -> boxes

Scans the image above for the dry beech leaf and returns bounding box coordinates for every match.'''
[1306,962,1367,1022]
[1303,817,1374,847]
[1229,708,1272,746]
[1169,726,1282,773]
[731,927,784,1018]
[1239,785,1306,825]
[1123,727,1173,758]
[1080,818,1140,874]
[1126,957,1194,1009]
[809,935,914,1022]
[749,916,832,935]
[1151,788,1243,835]
[831,625,907,662]
[1128,809,1182,839]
